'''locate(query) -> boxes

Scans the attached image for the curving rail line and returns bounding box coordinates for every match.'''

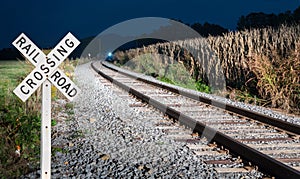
[91,60,300,179]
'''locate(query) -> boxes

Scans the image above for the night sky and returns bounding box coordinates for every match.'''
[1,0,299,49]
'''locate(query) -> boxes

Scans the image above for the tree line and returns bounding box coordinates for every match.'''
[237,6,300,30]
[179,6,300,36]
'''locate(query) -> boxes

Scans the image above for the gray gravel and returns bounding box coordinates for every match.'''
[21,61,265,178]
[68,62,212,178]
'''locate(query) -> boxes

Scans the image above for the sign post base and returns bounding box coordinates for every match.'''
[41,80,51,179]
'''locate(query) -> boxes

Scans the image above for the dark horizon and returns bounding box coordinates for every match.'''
[0,0,299,49]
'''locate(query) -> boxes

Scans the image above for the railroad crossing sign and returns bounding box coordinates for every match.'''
[12,32,80,179]
[13,32,80,102]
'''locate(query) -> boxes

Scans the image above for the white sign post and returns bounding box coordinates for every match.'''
[12,32,80,179]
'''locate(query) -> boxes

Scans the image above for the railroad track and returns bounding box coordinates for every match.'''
[91,60,300,179]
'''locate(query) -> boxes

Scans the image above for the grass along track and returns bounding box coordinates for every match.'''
[0,59,78,178]
[0,60,41,178]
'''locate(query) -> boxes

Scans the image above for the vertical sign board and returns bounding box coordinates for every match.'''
[12,32,80,179]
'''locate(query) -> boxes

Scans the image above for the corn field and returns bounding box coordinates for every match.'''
[114,25,300,113]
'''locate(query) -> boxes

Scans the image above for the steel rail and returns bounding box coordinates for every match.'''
[101,61,300,136]
[91,61,300,179]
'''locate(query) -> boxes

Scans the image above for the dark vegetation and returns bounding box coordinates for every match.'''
[171,18,228,37]
[0,48,23,60]
[114,38,168,52]
[237,6,300,30]
[0,36,94,61]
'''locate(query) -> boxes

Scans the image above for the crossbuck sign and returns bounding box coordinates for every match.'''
[12,32,80,179]
[13,32,80,102]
